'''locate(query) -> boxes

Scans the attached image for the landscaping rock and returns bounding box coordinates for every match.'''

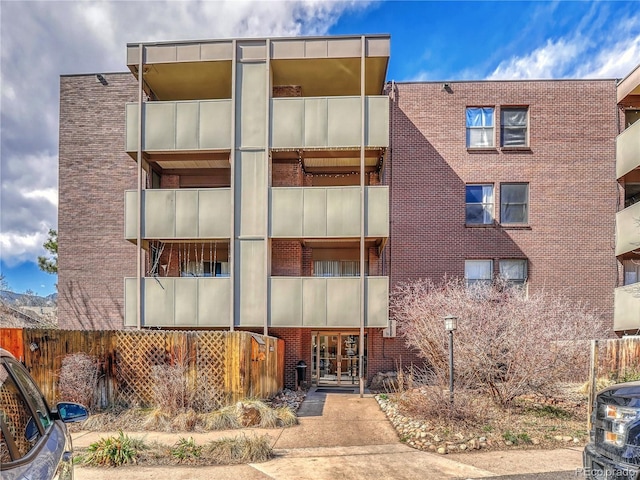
[236,402,261,427]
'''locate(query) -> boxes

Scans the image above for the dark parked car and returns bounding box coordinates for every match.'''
[584,381,640,479]
[0,348,89,479]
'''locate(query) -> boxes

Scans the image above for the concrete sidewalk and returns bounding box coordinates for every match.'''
[73,389,584,479]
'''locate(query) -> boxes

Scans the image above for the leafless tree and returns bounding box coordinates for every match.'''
[391,277,611,406]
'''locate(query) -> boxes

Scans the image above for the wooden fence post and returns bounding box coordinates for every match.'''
[587,339,598,432]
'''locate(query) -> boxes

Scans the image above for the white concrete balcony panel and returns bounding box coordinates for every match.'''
[617,119,640,179]
[125,277,231,327]
[126,100,232,152]
[616,201,640,256]
[270,186,389,238]
[269,276,388,327]
[613,284,640,332]
[270,96,389,149]
[125,188,231,241]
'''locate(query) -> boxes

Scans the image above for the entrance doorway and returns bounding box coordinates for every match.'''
[311,331,367,386]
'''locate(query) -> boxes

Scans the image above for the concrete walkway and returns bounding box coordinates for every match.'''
[74,389,585,479]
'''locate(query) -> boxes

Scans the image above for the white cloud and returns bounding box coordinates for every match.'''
[488,38,582,80]
[21,188,58,208]
[0,230,49,268]
[488,14,640,80]
[575,33,640,79]
[0,0,367,267]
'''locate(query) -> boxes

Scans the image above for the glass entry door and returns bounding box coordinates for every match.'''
[311,332,366,386]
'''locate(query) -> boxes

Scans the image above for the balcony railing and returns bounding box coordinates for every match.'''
[270,186,388,238]
[613,284,640,332]
[269,276,388,327]
[125,100,232,152]
[125,188,231,241]
[617,119,640,179]
[615,201,640,256]
[125,277,231,327]
[125,275,388,328]
[125,96,389,154]
[270,96,389,149]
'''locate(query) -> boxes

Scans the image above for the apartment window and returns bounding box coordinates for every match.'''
[623,260,640,285]
[183,261,230,277]
[465,260,493,286]
[499,259,528,285]
[314,260,367,277]
[466,184,494,224]
[501,107,528,147]
[500,183,529,224]
[466,107,494,148]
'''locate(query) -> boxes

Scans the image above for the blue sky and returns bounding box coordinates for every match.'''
[1,0,639,297]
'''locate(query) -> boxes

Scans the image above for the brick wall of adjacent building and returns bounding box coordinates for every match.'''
[58,73,138,329]
[385,80,619,321]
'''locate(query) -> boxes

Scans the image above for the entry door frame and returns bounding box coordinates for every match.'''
[311,330,365,386]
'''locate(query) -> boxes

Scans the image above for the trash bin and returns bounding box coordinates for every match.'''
[295,360,307,389]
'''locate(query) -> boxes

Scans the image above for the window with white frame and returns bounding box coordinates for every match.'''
[623,259,640,285]
[500,183,529,224]
[466,184,494,224]
[499,259,528,285]
[466,107,494,148]
[465,260,493,286]
[501,107,529,147]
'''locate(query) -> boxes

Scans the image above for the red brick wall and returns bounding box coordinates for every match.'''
[268,328,310,387]
[386,80,618,323]
[161,174,179,189]
[272,241,302,276]
[272,162,305,187]
[58,73,138,329]
[273,85,302,97]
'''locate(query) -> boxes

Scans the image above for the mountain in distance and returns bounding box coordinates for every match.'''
[0,290,57,307]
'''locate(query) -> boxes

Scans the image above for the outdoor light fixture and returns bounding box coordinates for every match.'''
[444,314,458,332]
[444,314,458,404]
[96,74,108,86]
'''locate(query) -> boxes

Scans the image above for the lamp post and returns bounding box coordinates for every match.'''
[444,314,458,405]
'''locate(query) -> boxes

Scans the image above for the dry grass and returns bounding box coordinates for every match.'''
[203,407,241,431]
[80,400,298,433]
[205,434,273,464]
[274,406,298,427]
[387,382,590,451]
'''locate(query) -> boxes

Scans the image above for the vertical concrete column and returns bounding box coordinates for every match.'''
[136,44,145,330]
[359,36,366,396]
[233,40,269,328]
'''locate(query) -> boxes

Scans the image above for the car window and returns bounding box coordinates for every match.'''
[0,363,40,461]
[4,360,52,432]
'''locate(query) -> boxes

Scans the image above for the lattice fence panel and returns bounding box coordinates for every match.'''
[115,331,170,407]
[195,331,228,407]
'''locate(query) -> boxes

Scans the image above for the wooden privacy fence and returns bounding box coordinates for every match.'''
[0,328,284,409]
[587,337,640,430]
[595,337,640,378]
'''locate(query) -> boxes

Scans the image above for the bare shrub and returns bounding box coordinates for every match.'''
[150,352,222,415]
[391,277,610,407]
[58,352,99,410]
[150,363,191,415]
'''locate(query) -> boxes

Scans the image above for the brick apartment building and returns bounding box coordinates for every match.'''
[57,34,639,389]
